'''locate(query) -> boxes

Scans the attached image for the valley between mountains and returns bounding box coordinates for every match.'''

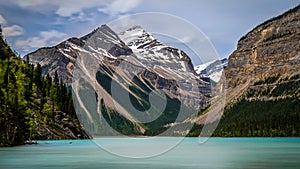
[0,4,299,146]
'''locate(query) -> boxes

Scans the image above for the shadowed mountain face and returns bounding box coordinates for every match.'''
[25,25,211,136]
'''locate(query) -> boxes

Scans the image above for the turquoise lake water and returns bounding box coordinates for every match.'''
[1,138,300,169]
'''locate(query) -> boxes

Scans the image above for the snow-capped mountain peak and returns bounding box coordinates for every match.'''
[194,60,217,74]
[119,25,164,51]
[195,58,228,82]
[118,25,194,72]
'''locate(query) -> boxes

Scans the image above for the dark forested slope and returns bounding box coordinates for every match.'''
[0,27,88,146]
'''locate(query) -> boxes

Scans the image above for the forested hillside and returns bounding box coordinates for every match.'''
[188,92,300,137]
[0,27,88,146]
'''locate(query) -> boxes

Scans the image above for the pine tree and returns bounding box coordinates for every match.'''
[33,63,42,90]
[54,71,59,86]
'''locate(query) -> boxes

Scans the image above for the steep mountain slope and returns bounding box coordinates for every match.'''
[188,5,300,137]
[214,4,300,136]
[224,5,300,102]
[194,58,228,82]
[25,25,211,136]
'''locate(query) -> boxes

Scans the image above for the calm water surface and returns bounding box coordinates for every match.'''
[1,138,300,169]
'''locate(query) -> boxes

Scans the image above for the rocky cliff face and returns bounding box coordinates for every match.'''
[34,111,90,140]
[224,5,300,102]
[190,5,300,137]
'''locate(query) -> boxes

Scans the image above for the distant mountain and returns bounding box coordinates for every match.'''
[194,58,228,82]
[25,25,211,136]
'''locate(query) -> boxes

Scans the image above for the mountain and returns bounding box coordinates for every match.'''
[23,25,133,85]
[25,25,211,136]
[119,26,195,72]
[194,58,228,82]
[224,5,300,103]
[22,5,300,138]
[118,25,210,107]
[190,4,300,137]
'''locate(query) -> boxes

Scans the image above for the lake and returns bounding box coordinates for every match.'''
[1,138,300,169]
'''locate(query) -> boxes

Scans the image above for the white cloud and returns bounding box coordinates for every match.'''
[98,0,141,16]
[13,0,110,17]
[15,30,67,52]
[0,15,23,37]
[69,12,94,22]
[179,36,194,43]
[54,0,108,17]
[2,25,24,37]
[0,14,7,25]
[16,0,141,17]
[13,0,48,8]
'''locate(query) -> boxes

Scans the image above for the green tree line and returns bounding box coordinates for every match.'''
[188,92,300,137]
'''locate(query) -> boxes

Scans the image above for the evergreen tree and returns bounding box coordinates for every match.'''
[33,63,42,90]
[54,71,59,86]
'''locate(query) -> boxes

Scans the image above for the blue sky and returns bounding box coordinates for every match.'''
[0,0,299,65]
